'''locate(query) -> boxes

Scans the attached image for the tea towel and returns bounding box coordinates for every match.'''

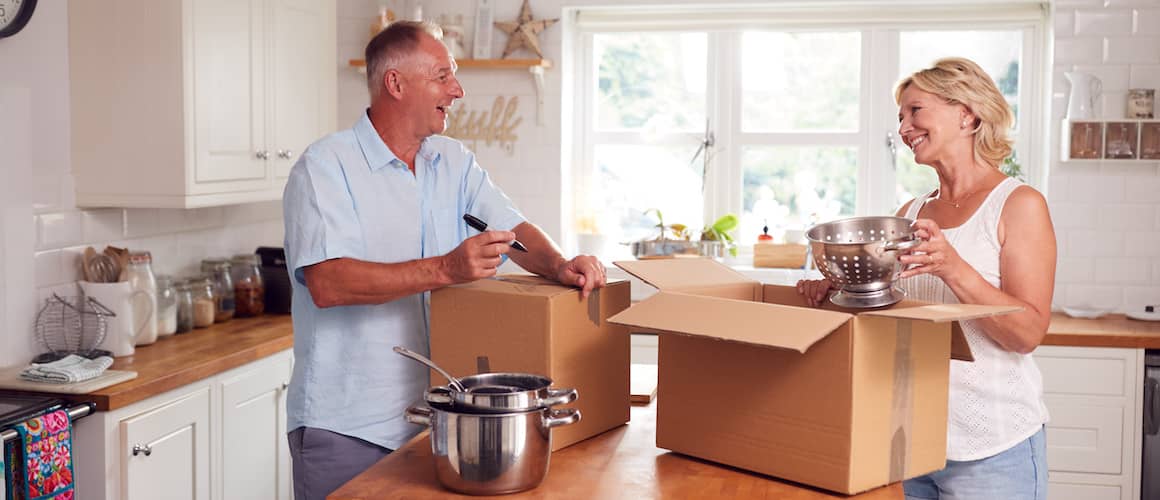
[20,355,112,384]
[12,410,75,500]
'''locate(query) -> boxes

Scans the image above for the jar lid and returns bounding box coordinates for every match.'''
[231,253,260,264]
[156,274,174,285]
[201,258,231,271]
[128,251,152,264]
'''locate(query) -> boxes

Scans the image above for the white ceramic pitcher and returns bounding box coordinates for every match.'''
[1065,72,1102,120]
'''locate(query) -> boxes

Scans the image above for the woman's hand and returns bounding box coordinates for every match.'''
[898,218,966,282]
[795,279,833,308]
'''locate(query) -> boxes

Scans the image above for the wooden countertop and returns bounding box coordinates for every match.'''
[1043,312,1160,349]
[76,315,293,411]
[329,403,902,500]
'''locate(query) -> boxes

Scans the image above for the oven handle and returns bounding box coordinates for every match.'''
[0,402,95,444]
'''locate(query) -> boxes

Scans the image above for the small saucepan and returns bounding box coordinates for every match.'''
[425,372,578,413]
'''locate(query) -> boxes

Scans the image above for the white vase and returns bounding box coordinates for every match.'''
[1065,72,1102,120]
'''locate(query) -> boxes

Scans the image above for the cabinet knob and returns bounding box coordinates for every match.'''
[255,150,270,160]
[132,444,152,457]
[277,149,294,160]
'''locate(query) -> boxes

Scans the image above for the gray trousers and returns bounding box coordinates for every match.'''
[288,427,392,500]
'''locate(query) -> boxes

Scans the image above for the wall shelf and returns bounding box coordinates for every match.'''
[348,58,551,123]
[1061,119,1160,162]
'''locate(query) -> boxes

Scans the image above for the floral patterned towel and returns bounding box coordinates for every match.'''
[10,410,74,500]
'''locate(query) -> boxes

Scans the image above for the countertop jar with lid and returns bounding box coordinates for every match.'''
[201,258,236,322]
[124,251,158,345]
[230,253,265,317]
[174,278,195,334]
[155,274,178,337]
[190,277,216,328]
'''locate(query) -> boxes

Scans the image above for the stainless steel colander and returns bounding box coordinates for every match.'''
[806,216,921,293]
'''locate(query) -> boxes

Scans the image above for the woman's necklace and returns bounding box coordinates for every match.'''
[936,188,977,208]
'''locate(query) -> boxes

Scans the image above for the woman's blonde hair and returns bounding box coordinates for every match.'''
[894,57,1014,168]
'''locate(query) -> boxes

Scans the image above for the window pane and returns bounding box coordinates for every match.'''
[741,31,861,132]
[577,143,704,259]
[741,146,857,243]
[594,33,707,132]
[893,148,939,211]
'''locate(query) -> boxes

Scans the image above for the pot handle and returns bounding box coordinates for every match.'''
[405,405,433,426]
[880,238,921,253]
[425,386,454,405]
[544,407,581,429]
[540,387,578,407]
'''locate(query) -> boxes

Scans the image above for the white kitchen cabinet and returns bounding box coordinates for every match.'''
[218,352,293,500]
[67,0,336,209]
[74,349,294,500]
[121,388,211,500]
[1033,345,1143,500]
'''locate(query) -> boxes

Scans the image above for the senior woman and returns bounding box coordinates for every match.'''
[797,57,1056,500]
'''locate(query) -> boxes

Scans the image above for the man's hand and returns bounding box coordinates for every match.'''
[441,230,515,284]
[554,255,607,299]
[795,279,834,308]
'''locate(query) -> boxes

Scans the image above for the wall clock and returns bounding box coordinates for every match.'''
[0,0,37,39]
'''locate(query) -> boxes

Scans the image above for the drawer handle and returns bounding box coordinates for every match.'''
[281,382,288,391]
[1146,378,1159,436]
[132,444,152,457]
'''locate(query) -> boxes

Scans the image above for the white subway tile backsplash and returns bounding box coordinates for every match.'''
[1123,287,1160,313]
[1099,203,1156,229]
[1076,9,1134,36]
[1063,284,1125,309]
[1094,257,1153,283]
[33,250,62,287]
[1050,202,1100,229]
[1101,90,1128,118]
[1105,36,1160,64]
[1054,37,1104,65]
[36,212,82,250]
[81,209,123,243]
[1126,177,1160,201]
[1130,64,1160,88]
[1055,9,1076,36]
[1063,174,1126,202]
[1125,231,1160,256]
[1067,229,1126,257]
[1074,64,1133,91]
[1056,256,1095,283]
[1055,0,1109,7]
[60,246,85,284]
[1106,0,1160,7]
[123,209,161,238]
[1139,9,1160,35]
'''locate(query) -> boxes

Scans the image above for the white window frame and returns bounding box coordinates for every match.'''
[565,2,1051,254]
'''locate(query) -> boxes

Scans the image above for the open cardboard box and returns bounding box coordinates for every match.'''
[608,259,1019,494]
[430,275,631,451]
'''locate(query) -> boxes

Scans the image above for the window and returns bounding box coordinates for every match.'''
[568,3,1048,259]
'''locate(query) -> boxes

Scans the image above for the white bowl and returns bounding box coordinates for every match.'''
[1061,306,1112,319]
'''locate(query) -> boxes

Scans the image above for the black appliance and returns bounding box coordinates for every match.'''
[1144,351,1160,500]
[1,392,95,498]
[255,246,292,314]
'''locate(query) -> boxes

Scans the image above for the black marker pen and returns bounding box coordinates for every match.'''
[462,214,529,252]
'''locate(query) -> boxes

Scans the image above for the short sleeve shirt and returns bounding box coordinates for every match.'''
[282,111,526,449]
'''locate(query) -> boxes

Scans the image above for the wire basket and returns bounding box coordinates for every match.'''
[32,293,115,363]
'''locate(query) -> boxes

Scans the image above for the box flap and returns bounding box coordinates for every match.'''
[861,304,1022,322]
[607,291,852,353]
[613,259,754,291]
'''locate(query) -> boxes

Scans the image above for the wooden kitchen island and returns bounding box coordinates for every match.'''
[329,402,903,500]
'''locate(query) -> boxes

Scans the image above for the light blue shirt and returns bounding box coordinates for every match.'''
[282,112,526,449]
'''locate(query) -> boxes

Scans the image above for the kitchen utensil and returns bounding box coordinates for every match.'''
[806,216,921,294]
[79,280,153,357]
[829,286,907,309]
[426,372,578,413]
[32,293,115,363]
[86,253,119,283]
[1061,306,1112,319]
[1065,72,1102,120]
[405,403,580,495]
[393,345,467,392]
[1128,306,1160,322]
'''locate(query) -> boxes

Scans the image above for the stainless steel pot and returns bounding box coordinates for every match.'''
[425,372,578,413]
[405,403,581,495]
[628,239,723,259]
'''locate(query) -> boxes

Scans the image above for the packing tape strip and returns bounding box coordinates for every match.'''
[587,288,602,326]
[888,320,915,483]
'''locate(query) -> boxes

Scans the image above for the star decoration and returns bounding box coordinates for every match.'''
[493,0,558,59]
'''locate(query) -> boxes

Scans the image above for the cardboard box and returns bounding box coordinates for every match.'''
[753,242,808,268]
[607,259,1019,494]
[430,275,631,450]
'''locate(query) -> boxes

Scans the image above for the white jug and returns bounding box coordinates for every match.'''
[1065,72,1102,120]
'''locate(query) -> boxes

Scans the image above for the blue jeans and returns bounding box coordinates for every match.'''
[904,426,1047,500]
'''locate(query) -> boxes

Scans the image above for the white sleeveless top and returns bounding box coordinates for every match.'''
[900,177,1049,461]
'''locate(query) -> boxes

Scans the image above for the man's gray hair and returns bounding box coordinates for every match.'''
[365,20,444,96]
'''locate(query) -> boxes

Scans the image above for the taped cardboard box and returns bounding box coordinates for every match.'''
[607,259,1019,494]
[430,275,631,451]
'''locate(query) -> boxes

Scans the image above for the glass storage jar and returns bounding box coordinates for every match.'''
[190,277,216,328]
[155,274,178,336]
[174,278,195,334]
[124,251,158,345]
[230,253,265,317]
[201,258,236,322]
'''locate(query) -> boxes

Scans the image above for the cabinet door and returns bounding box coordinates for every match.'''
[269,0,336,179]
[220,353,294,500]
[121,388,211,500]
[191,0,268,184]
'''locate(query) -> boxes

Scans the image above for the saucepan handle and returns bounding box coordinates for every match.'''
[544,407,581,429]
[405,405,433,426]
[540,387,578,407]
[425,386,454,405]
